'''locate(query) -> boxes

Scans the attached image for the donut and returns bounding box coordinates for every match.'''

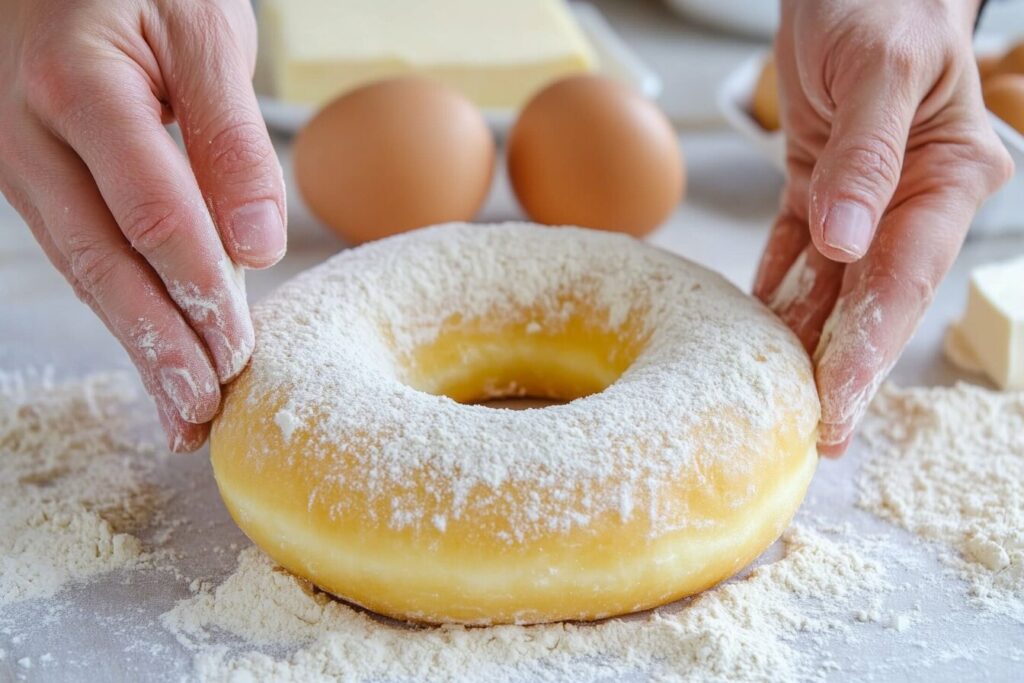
[211,222,819,625]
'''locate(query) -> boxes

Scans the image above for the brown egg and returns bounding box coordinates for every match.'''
[983,74,1024,134]
[993,41,1024,77]
[978,53,1002,81]
[507,75,684,237]
[751,56,780,132]
[294,77,495,245]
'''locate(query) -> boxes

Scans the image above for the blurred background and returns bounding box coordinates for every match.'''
[255,0,1024,250]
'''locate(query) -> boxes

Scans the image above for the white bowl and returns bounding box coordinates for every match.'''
[663,0,778,40]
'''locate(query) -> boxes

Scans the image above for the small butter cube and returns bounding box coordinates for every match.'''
[945,255,1024,390]
[258,0,597,109]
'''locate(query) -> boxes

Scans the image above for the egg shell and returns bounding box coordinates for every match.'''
[751,56,780,132]
[294,77,495,245]
[507,75,685,237]
[993,41,1024,78]
[978,53,1002,81]
[983,73,1024,134]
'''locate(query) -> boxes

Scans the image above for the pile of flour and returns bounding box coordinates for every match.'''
[161,525,886,682]
[859,382,1024,619]
[0,368,162,606]
[3,369,1021,680]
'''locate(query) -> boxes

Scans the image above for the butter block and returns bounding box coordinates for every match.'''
[945,256,1024,390]
[259,0,597,109]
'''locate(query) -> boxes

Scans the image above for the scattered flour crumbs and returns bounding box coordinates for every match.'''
[3,370,1022,681]
[0,369,164,606]
[160,526,884,683]
[859,383,1024,619]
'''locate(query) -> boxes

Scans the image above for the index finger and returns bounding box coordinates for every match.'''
[814,182,992,455]
[30,59,255,384]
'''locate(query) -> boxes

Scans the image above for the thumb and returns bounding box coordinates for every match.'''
[808,81,917,263]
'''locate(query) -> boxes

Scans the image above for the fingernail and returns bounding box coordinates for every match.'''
[229,200,285,263]
[156,398,209,453]
[159,367,205,422]
[823,201,873,258]
[155,397,186,452]
[208,325,254,383]
[817,430,851,458]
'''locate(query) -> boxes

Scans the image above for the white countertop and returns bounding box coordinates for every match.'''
[2,2,1023,680]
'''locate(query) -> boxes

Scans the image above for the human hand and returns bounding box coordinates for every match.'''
[0,0,286,451]
[755,0,1012,456]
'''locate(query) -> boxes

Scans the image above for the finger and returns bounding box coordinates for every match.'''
[29,59,255,383]
[806,75,919,262]
[2,115,215,450]
[755,25,822,304]
[23,205,212,454]
[813,189,975,456]
[754,209,810,302]
[48,188,222,429]
[13,118,221,433]
[754,146,816,302]
[767,244,845,354]
[155,2,286,269]
[156,399,211,453]
[2,179,204,452]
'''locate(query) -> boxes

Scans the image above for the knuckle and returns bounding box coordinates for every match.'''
[21,49,79,118]
[20,46,125,137]
[948,132,1016,195]
[876,36,918,74]
[18,31,98,125]
[982,141,1015,189]
[67,238,120,295]
[203,119,273,180]
[187,0,232,36]
[68,278,94,305]
[836,136,904,196]
[175,0,246,64]
[120,200,181,254]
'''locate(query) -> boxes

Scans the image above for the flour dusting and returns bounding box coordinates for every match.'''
[859,383,1024,620]
[162,525,885,682]
[0,369,162,606]
[235,223,818,543]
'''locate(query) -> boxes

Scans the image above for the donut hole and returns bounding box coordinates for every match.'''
[475,397,565,410]
[397,307,648,406]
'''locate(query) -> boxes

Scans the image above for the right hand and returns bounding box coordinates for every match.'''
[0,0,287,451]
[754,0,1012,456]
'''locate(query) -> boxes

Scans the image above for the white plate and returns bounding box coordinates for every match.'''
[257,2,662,137]
[717,50,1024,236]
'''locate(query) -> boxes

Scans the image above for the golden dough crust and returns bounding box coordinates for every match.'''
[211,223,819,625]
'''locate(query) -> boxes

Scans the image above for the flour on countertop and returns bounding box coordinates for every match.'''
[859,383,1024,620]
[0,364,1019,678]
[0,369,163,606]
[161,525,886,683]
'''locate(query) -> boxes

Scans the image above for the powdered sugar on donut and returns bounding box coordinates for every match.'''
[237,223,818,542]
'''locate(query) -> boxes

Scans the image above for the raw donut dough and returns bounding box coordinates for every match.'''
[211,222,819,625]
